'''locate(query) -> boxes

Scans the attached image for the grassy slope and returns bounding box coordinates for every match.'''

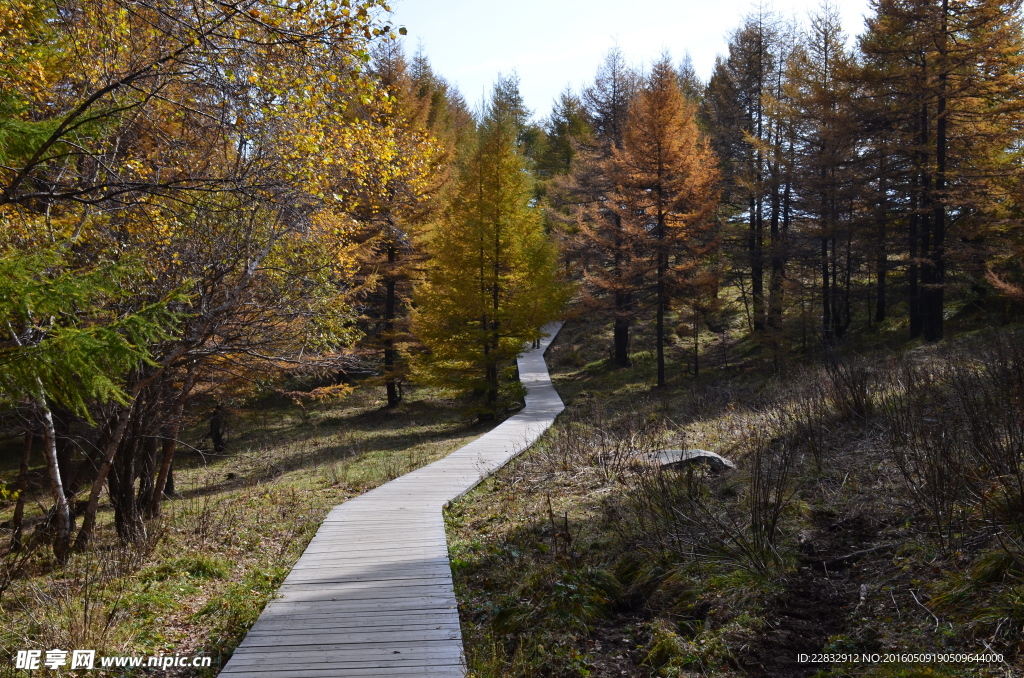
[0,387,499,676]
[447,316,1024,678]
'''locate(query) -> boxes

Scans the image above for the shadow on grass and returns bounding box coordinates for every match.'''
[170,392,507,500]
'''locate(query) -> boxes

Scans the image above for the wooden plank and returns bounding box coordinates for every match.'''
[278,578,455,591]
[246,622,461,636]
[269,587,457,601]
[225,657,464,671]
[224,655,465,668]
[248,620,461,634]
[281,572,455,586]
[298,539,448,548]
[260,602,459,615]
[249,612,459,631]
[219,323,564,678]
[237,630,463,648]
[285,564,451,576]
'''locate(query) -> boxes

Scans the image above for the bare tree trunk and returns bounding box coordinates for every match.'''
[147,368,196,519]
[109,414,146,544]
[10,427,33,551]
[693,308,700,377]
[655,188,667,388]
[73,404,133,550]
[613,293,631,367]
[767,169,784,332]
[384,243,401,407]
[750,195,766,332]
[821,232,832,341]
[73,352,184,549]
[656,270,666,387]
[925,14,947,342]
[875,171,888,323]
[37,396,71,563]
[147,409,183,519]
[612,211,632,368]
[908,209,921,338]
[909,97,929,340]
[134,434,158,517]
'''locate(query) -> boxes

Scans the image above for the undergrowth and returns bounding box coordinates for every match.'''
[449,318,1024,678]
[0,387,496,676]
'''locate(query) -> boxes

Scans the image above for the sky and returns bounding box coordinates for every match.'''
[386,0,875,119]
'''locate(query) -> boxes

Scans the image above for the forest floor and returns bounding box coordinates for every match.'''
[447,312,1024,678]
[3,310,1023,678]
[0,386,500,677]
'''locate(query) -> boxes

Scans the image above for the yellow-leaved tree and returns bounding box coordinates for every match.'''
[414,77,569,418]
[0,0,416,550]
[340,42,468,407]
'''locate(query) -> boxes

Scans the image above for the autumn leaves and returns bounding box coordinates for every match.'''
[414,80,569,415]
[0,0,431,556]
[561,54,722,387]
[0,0,737,568]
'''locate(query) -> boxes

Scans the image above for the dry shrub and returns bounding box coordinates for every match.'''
[619,411,798,576]
[945,336,1024,564]
[880,359,973,553]
[163,484,243,548]
[8,550,138,660]
[534,399,667,480]
[785,378,830,471]
[880,332,1024,562]
[745,419,799,567]
[948,335,1024,563]
[822,348,874,421]
[0,538,40,601]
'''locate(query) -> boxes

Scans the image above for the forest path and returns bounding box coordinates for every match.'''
[219,322,564,677]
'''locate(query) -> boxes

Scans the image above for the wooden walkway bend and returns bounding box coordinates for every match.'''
[220,323,565,678]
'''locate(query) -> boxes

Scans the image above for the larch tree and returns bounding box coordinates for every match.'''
[343,42,458,407]
[536,89,591,180]
[860,0,1024,340]
[409,47,475,153]
[787,4,861,341]
[414,78,568,417]
[565,48,642,367]
[611,56,721,387]
[677,53,705,105]
[705,12,794,337]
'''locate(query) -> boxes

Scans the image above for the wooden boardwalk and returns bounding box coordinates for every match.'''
[220,323,565,677]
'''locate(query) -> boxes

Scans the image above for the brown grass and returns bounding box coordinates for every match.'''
[0,385,497,676]
[448,317,1024,678]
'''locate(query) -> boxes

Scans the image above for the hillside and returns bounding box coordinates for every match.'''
[448,315,1023,677]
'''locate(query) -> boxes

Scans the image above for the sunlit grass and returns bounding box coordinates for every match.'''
[0,386,497,673]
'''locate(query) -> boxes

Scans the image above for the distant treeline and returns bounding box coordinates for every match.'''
[527,0,1024,372]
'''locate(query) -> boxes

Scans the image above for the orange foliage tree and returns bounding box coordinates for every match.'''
[607,57,720,387]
